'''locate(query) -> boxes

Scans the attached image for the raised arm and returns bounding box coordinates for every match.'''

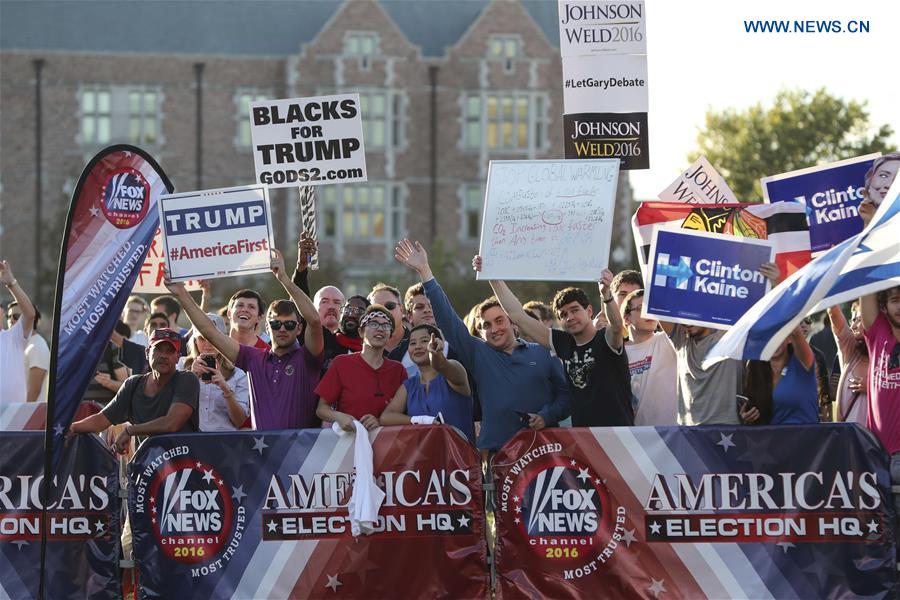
[198,279,211,312]
[828,305,848,339]
[395,239,481,367]
[860,294,878,330]
[599,269,623,351]
[428,334,471,396]
[0,261,35,337]
[272,248,323,356]
[291,235,317,298]
[789,325,815,370]
[165,271,240,364]
[474,254,552,349]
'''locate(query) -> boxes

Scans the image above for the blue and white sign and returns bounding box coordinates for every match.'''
[644,228,774,329]
[761,154,879,254]
[160,184,274,282]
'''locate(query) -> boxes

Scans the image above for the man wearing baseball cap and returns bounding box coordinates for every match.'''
[68,327,200,453]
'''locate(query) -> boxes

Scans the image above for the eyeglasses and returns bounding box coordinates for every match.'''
[7,312,21,322]
[364,321,392,332]
[382,301,399,311]
[341,305,366,316]
[269,320,298,331]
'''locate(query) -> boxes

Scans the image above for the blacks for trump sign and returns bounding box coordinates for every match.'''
[249,94,367,188]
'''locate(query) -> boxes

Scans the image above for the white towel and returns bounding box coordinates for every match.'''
[331,420,385,536]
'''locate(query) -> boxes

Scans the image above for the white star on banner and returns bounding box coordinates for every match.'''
[649,521,661,535]
[252,437,269,455]
[716,433,736,452]
[89,206,100,218]
[514,518,520,524]
[326,574,342,592]
[513,496,519,502]
[570,459,577,466]
[94,520,105,533]
[457,515,470,528]
[232,485,247,504]
[622,528,637,548]
[267,520,278,533]
[577,468,590,482]
[54,424,64,436]
[515,506,522,513]
[595,479,603,486]
[196,461,203,468]
[202,469,215,484]
[867,520,880,533]
[648,578,666,598]
[776,541,795,553]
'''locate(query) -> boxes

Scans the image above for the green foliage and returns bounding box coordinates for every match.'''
[691,88,894,201]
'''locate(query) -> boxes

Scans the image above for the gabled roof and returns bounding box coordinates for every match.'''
[0,0,559,58]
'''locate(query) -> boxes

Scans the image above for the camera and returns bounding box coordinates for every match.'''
[201,354,216,381]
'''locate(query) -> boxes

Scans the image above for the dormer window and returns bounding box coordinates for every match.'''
[345,32,379,70]
[488,35,520,72]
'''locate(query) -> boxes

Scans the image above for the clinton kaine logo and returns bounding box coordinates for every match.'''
[101,169,149,228]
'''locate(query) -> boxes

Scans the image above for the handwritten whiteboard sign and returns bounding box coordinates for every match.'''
[477,159,620,281]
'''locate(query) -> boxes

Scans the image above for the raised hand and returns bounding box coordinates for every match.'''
[759,262,781,286]
[394,238,432,279]
[270,248,286,279]
[296,236,318,272]
[598,268,614,301]
[427,333,445,367]
[0,260,15,286]
[472,255,482,272]
[162,265,186,295]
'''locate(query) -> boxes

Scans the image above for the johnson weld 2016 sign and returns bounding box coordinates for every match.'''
[249,94,367,188]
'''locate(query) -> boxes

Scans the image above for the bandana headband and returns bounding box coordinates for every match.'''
[360,310,395,333]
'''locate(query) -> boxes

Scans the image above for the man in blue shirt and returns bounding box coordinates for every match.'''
[395,239,569,451]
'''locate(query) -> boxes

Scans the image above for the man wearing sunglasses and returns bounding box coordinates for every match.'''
[368,283,408,357]
[0,260,37,407]
[165,249,324,430]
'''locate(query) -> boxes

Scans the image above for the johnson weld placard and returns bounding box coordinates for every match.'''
[249,93,367,188]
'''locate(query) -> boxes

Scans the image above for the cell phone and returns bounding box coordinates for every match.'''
[736,394,748,410]
[201,355,216,381]
[514,410,531,425]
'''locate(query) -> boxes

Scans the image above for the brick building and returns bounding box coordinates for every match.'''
[0,0,635,308]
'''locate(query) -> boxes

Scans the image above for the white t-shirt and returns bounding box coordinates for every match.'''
[625,331,678,426]
[0,320,31,406]
[25,333,51,403]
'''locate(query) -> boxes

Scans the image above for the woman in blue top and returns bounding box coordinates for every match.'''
[742,325,819,425]
[381,324,475,442]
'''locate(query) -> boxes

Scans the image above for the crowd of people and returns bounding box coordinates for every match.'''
[0,155,896,476]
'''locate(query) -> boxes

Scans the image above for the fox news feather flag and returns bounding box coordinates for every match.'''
[632,201,811,282]
[46,146,173,455]
[704,177,900,366]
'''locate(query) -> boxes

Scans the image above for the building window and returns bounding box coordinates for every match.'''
[78,85,162,147]
[461,186,483,240]
[345,32,379,69]
[235,90,271,147]
[464,92,547,152]
[318,183,403,242]
[80,88,111,145]
[319,88,403,150]
[487,35,520,71]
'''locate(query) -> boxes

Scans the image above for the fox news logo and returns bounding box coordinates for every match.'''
[654,253,692,290]
[524,466,600,537]
[101,169,149,229]
[149,459,233,564]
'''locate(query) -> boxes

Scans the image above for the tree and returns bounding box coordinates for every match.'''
[692,88,894,201]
